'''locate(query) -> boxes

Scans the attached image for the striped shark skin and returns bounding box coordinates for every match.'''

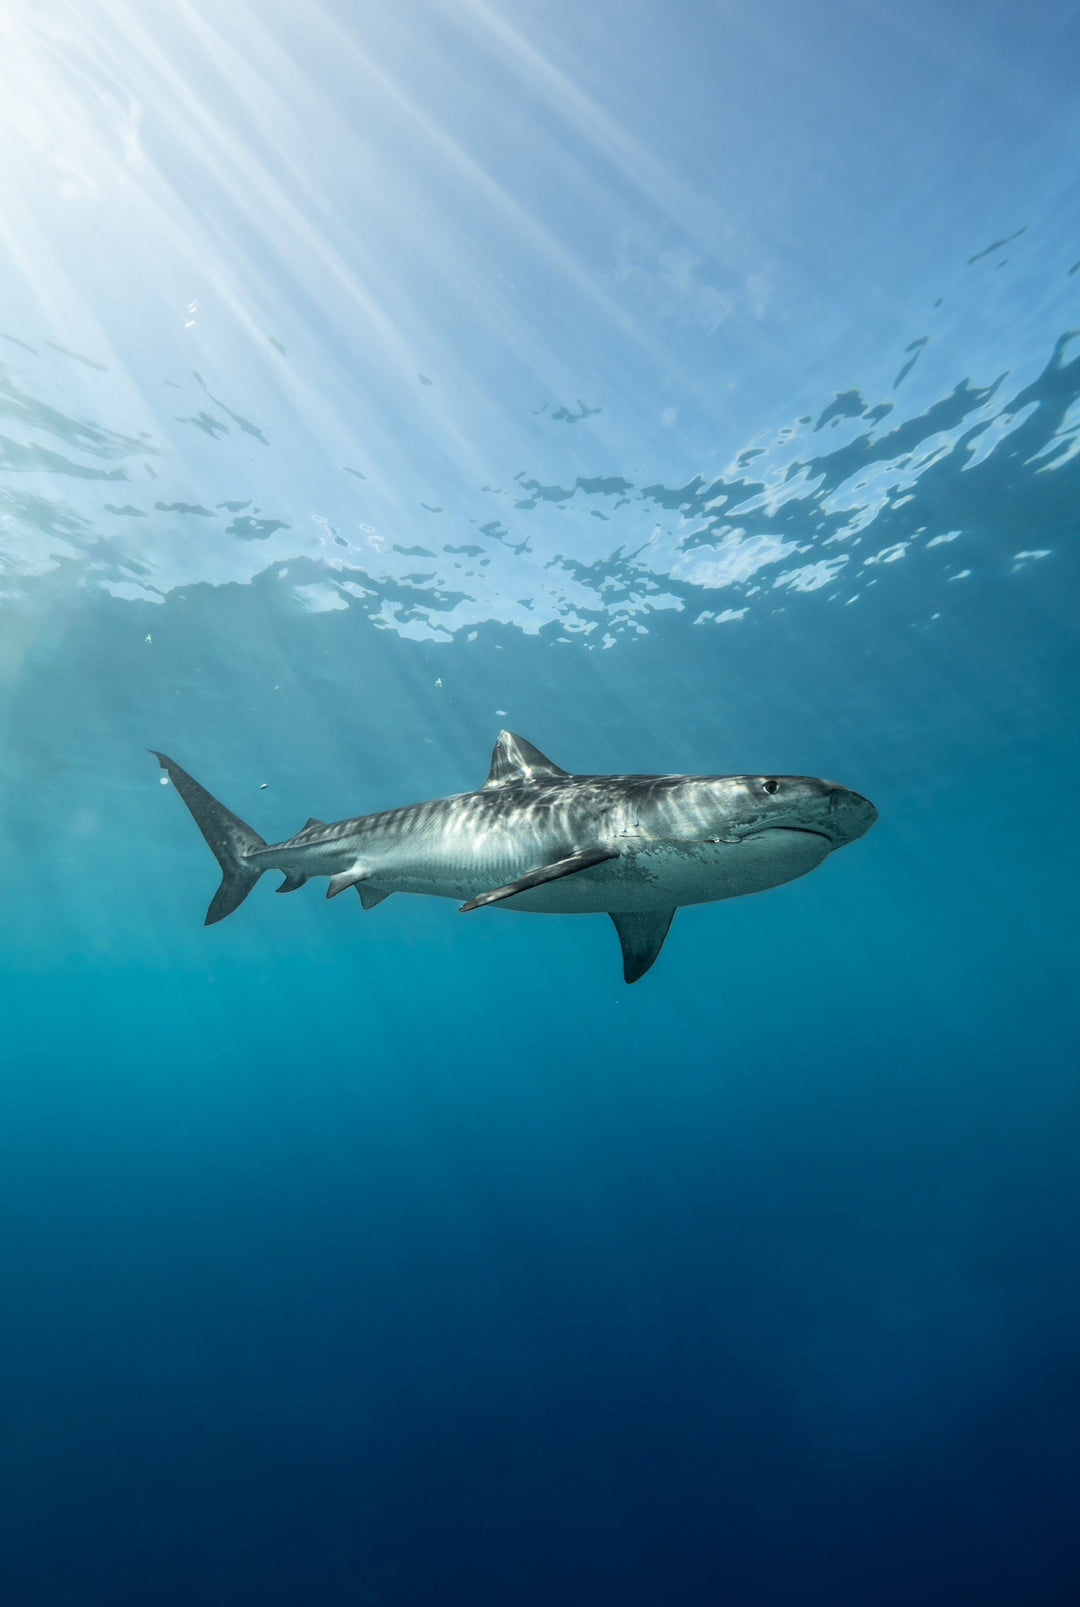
[152,731,877,983]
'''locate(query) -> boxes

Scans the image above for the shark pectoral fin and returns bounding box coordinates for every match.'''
[459,847,617,911]
[357,886,391,909]
[609,909,676,984]
[276,873,308,894]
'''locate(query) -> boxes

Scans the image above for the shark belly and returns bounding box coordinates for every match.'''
[262,823,832,915]
[484,829,832,914]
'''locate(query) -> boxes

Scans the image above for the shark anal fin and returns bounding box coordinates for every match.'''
[459,847,616,911]
[609,909,675,984]
[483,730,571,789]
[277,873,308,894]
[357,886,391,909]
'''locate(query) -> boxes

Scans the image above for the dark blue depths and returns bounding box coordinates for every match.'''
[1,534,1078,1607]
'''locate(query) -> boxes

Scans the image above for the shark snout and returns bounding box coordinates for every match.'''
[824,782,878,845]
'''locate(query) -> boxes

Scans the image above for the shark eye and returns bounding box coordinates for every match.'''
[762,779,780,795]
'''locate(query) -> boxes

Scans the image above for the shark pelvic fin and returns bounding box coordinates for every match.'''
[277,873,308,893]
[609,909,676,984]
[151,751,267,925]
[483,730,570,789]
[357,886,391,909]
[327,868,368,899]
[459,846,616,911]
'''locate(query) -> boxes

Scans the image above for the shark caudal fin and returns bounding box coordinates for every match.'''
[152,752,268,925]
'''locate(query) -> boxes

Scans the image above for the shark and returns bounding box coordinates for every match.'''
[152,730,877,983]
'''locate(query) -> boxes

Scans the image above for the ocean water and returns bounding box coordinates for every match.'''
[1,2,1079,1603]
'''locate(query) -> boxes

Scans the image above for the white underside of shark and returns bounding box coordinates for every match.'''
[153,730,876,982]
[314,825,832,914]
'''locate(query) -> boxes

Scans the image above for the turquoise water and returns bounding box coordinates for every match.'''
[2,3,1079,1602]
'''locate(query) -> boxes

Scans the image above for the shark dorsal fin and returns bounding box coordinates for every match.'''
[303,817,326,830]
[483,730,569,789]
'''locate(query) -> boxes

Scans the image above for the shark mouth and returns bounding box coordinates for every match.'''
[741,825,834,846]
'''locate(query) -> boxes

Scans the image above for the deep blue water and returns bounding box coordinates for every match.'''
[2,2,1080,1603]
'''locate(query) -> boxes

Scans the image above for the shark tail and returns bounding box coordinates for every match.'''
[152,752,268,925]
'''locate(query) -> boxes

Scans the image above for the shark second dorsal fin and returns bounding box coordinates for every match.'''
[483,730,570,789]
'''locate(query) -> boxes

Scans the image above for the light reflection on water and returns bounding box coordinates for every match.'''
[1,323,1075,641]
[2,0,1077,654]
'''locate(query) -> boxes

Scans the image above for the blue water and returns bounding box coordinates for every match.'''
[2,2,1079,1602]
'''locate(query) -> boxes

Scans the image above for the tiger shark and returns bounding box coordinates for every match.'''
[152,731,876,983]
